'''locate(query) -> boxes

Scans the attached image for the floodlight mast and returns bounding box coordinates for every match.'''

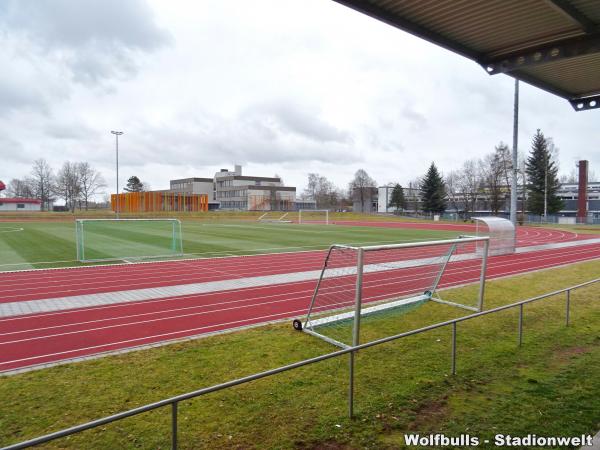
[111,130,124,219]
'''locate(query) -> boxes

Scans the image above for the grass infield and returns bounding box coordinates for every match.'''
[0,259,598,449]
[0,218,459,271]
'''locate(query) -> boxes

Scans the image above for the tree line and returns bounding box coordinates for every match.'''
[301,169,378,211]
[4,159,106,212]
[302,128,566,217]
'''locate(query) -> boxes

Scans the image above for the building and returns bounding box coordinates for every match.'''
[352,187,378,213]
[0,198,42,212]
[555,181,600,219]
[377,184,422,214]
[168,165,298,211]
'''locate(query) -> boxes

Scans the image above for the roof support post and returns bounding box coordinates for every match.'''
[510,80,519,227]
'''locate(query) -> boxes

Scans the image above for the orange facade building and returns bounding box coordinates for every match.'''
[111,191,208,213]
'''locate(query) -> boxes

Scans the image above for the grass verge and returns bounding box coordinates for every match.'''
[1,260,599,449]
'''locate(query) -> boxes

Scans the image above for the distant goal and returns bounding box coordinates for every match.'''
[298,209,329,225]
[257,212,292,223]
[293,236,489,348]
[75,219,183,263]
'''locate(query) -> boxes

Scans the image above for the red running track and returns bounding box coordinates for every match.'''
[1,238,600,372]
[0,224,586,303]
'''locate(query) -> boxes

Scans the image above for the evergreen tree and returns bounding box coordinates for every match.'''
[525,130,563,215]
[124,176,144,192]
[388,184,407,212]
[420,163,447,214]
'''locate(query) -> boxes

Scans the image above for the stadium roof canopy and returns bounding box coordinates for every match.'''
[333,0,600,111]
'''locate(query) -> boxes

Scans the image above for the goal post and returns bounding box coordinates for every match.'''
[298,209,329,225]
[75,219,183,263]
[293,236,489,348]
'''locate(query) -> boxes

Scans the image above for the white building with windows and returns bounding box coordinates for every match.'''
[0,198,42,212]
[168,165,298,211]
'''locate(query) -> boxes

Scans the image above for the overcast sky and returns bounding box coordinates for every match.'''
[0,0,598,198]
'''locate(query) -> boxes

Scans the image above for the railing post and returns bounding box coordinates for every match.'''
[477,239,490,311]
[349,248,364,419]
[518,304,523,346]
[565,289,571,326]
[171,402,178,450]
[451,322,457,375]
[348,352,354,418]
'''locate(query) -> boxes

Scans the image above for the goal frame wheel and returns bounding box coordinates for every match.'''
[292,319,303,331]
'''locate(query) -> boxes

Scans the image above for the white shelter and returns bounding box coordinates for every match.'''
[473,217,516,256]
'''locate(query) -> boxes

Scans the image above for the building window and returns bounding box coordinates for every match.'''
[17,204,25,209]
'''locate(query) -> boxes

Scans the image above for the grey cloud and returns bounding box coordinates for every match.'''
[0,77,47,116]
[245,100,352,144]
[0,0,172,86]
[44,123,100,141]
[129,104,360,168]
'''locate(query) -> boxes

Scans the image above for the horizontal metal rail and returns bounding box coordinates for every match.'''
[335,235,488,252]
[3,276,598,450]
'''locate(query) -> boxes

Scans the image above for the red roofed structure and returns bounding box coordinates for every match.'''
[0,197,42,211]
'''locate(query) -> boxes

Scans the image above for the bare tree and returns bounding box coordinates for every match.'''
[455,159,484,217]
[77,162,106,211]
[6,178,35,198]
[349,169,377,213]
[54,162,81,212]
[303,173,341,209]
[30,159,55,211]
[482,153,505,214]
[445,171,461,213]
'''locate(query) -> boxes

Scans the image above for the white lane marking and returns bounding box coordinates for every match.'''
[0,227,24,233]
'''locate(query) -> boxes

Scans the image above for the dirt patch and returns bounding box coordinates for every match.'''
[553,346,590,364]
[408,395,449,431]
[296,439,353,450]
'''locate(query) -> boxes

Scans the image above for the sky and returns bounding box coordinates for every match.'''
[0,0,598,199]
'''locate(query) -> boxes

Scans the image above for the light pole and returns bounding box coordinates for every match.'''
[111,131,124,219]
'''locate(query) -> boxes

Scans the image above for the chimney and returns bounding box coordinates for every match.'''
[577,160,588,219]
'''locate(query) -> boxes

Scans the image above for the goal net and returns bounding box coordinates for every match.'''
[75,219,183,263]
[298,209,329,225]
[293,236,489,348]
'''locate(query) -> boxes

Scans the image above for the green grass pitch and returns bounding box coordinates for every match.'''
[0,220,460,271]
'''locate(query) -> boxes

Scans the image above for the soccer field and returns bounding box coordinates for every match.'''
[0,220,460,271]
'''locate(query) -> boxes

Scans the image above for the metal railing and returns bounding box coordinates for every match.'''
[3,278,598,450]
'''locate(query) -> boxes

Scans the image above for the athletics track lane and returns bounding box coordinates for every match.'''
[1,241,600,372]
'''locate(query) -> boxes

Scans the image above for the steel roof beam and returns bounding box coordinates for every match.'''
[332,0,481,61]
[545,0,597,33]
[481,33,600,75]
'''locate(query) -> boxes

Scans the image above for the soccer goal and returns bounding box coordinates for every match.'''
[298,209,329,225]
[257,212,292,223]
[75,219,183,263]
[293,236,489,348]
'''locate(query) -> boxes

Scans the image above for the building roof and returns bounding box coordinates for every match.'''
[171,177,213,183]
[333,0,600,111]
[0,198,42,204]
